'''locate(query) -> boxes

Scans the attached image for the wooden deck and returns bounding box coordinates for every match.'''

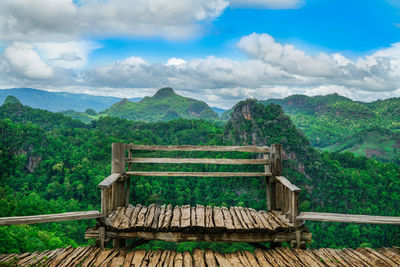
[1,245,399,266]
[86,204,311,243]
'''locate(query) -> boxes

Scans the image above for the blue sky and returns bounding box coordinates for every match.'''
[0,0,400,108]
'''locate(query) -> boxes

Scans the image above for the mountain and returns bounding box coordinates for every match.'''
[211,107,226,116]
[0,88,141,112]
[259,94,400,161]
[102,87,219,122]
[0,98,399,252]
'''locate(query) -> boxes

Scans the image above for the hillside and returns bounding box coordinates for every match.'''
[102,87,219,122]
[0,99,399,252]
[0,88,141,112]
[259,94,400,161]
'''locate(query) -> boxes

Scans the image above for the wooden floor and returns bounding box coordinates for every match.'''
[106,204,295,233]
[1,245,399,266]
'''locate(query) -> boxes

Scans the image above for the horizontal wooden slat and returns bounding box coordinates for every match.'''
[126,171,272,177]
[0,211,103,226]
[98,173,122,188]
[127,157,269,165]
[125,144,270,153]
[276,176,301,192]
[85,229,312,243]
[296,212,400,224]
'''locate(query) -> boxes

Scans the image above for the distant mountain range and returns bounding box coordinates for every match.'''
[0,88,141,112]
[262,93,400,161]
[102,87,219,122]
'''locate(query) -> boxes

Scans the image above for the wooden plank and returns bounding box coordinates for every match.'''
[239,207,255,231]
[181,205,191,230]
[225,252,244,266]
[151,205,161,230]
[0,210,102,225]
[233,206,249,230]
[144,204,156,230]
[126,144,270,153]
[248,208,265,231]
[128,157,268,165]
[87,229,312,243]
[129,204,142,227]
[214,252,232,267]
[161,204,173,231]
[175,253,183,267]
[196,205,206,231]
[213,206,225,232]
[243,251,261,267]
[170,206,181,231]
[120,204,134,229]
[158,251,170,267]
[109,251,126,267]
[135,206,149,230]
[251,209,273,231]
[259,211,280,231]
[296,212,400,224]
[204,205,213,232]
[204,250,218,267]
[193,249,206,267]
[98,173,122,188]
[271,144,282,176]
[148,250,163,267]
[221,207,235,232]
[165,251,177,267]
[229,206,244,232]
[235,251,252,267]
[183,251,193,267]
[157,205,166,230]
[131,250,146,267]
[126,171,271,177]
[275,176,301,192]
[254,250,274,267]
[191,207,196,231]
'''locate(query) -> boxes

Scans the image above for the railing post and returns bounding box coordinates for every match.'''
[263,151,271,211]
[111,143,126,247]
[270,144,282,210]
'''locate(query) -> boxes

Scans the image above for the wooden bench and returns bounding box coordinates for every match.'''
[92,143,306,248]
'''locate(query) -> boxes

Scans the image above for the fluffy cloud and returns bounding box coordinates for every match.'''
[1,32,400,108]
[35,41,100,69]
[229,0,303,9]
[4,42,54,79]
[0,0,229,42]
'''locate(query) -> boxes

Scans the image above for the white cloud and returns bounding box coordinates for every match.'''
[35,41,100,69]
[166,58,187,67]
[229,0,303,9]
[4,42,54,79]
[0,0,229,42]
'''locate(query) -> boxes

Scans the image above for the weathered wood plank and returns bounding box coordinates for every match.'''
[275,176,301,192]
[190,207,196,231]
[174,253,183,267]
[196,205,206,231]
[221,207,235,232]
[193,249,206,267]
[135,206,149,230]
[161,204,173,231]
[229,206,244,232]
[86,229,312,243]
[157,204,166,230]
[254,249,274,267]
[98,173,122,188]
[204,205,213,232]
[128,157,269,165]
[204,250,218,267]
[144,204,156,230]
[234,206,249,230]
[239,207,255,231]
[129,204,142,227]
[213,206,225,232]
[0,210,102,226]
[181,205,191,230]
[183,251,193,267]
[131,250,146,267]
[296,212,400,224]
[151,205,161,230]
[126,144,270,153]
[126,171,272,177]
[170,206,181,231]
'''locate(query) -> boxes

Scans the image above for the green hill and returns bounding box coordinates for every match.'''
[102,87,219,122]
[260,94,400,160]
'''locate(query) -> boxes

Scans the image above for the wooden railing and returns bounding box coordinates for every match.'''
[98,143,301,225]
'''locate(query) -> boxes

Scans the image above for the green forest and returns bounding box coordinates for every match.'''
[0,97,399,254]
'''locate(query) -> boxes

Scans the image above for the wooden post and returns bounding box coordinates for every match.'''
[111,143,126,209]
[263,152,271,211]
[270,144,282,210]
[111,143,126,247]
[99,226,105,249]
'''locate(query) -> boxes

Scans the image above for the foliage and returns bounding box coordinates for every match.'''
[0,99,399,253]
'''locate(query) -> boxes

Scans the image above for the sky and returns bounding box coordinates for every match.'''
[0,0,400,108]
